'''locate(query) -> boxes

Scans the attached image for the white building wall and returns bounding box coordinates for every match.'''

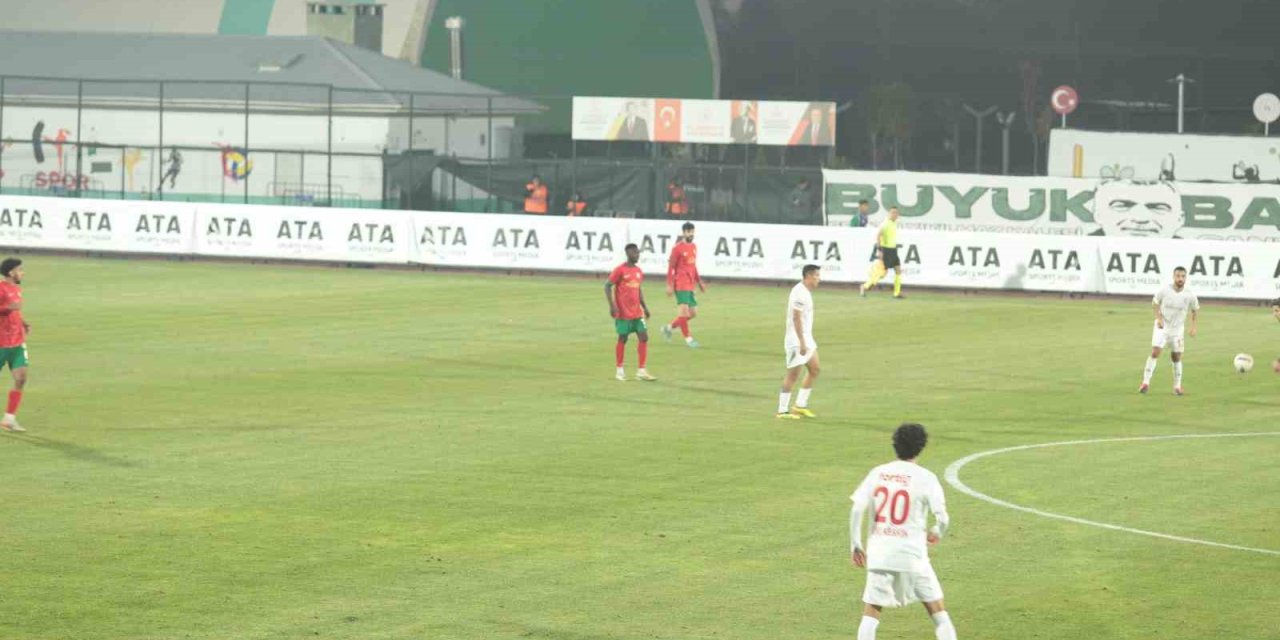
[385,115,515,158]
[1,101,516,205]
[0,103,394,203]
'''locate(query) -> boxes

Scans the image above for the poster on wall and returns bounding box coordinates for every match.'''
[572,97,836,147]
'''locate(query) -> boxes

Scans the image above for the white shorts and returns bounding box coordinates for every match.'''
[784,345,817,369]
[862,566,944,608]
[1151,325,1185,353]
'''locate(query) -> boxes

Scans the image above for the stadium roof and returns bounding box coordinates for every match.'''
[0,30,541,115]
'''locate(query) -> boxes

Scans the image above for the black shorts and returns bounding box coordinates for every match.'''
[880,247,901,269]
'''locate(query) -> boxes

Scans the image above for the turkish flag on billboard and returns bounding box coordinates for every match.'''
[654,99,682,142]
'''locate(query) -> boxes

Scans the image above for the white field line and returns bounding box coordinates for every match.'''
[943,433,1280,557]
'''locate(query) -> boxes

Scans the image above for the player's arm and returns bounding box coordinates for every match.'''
[1188,308,1199,337]
[1152,297,1164,329]
[666,248,678,294]
[604,270,620,317]
[694,261,706,292]
[874,224,885,258]
[927,478,951,545]
[849,475,873,568]
[0,292,16,315]
[792,307,808,354]
[639,288,650,319]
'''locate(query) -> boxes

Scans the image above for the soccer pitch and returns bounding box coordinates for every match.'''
[1,255,1276,639]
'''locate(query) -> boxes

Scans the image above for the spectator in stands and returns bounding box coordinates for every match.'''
[524,175,548,214]
[567,191,588,217]
[665,178,689,216]
[851,199,871,227]
[788,178,814,222]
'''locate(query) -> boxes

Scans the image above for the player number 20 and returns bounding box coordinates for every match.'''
[873,486,910,525]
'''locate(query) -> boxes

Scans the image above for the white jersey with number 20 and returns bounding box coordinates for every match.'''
[851,460,949,572]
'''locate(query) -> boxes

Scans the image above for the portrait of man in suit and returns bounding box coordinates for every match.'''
[614,100,651,141]
[797,102,834,146]
[731,101,758,144]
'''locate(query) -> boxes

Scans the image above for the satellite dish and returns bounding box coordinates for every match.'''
[1253,93,1280,124]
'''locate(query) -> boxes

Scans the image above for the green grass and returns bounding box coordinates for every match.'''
[0,255,1277,639]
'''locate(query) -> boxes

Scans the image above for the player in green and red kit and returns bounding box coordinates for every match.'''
[662,222,706,348]
[605,244,656,382]
[0,258,30,432]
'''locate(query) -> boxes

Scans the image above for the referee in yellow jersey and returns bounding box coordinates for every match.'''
[860,206,903,298]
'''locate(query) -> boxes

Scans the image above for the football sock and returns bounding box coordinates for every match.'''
[6,390,21,415]
[673,317,691,338]
[777,392,791,414]
[893,273,902,296]
[1143,357,1157,384]
[637,341,648,368]
[866,266,882,288]
[931,611,956,640]
[796,388,812,408]
[857,615,879,640]
[615,342,626,367]
[1174,361,1183,387]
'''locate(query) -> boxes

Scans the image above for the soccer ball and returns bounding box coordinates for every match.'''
[1233,353,1253,373]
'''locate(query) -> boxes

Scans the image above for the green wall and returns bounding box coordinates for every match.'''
[218,0,277,35]
[420,0,715,133]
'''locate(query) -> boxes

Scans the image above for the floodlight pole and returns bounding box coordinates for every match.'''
[996,111,1017,175]
[1168,73,1194,134]
[963,104,997,172]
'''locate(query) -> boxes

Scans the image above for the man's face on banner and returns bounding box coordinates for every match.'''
[1092,180,1182,238]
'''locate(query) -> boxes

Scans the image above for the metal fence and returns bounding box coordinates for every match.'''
[0,75,829,223]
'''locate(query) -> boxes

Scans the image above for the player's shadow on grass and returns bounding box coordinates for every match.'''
[661,380,765,401]
[3,434,137,468]
[515,626,618,640]
[425,356,573,379]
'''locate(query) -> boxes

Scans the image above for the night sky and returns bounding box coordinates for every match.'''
[711,0,1280,171]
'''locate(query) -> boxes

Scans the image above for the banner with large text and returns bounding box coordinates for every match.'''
[410,212,628,272]
[573,97,836,146]
[0,195,197,254]
[194,202,411,264]
[1,195,1276,300]
[822,168,1280,242]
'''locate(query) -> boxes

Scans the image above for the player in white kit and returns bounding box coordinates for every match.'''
[849,423,956,640]
[1140,266,1200,395]
[776,264,821,419]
